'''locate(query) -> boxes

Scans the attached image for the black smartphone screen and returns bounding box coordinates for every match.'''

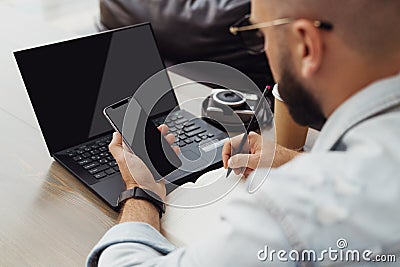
[104,98,182,181]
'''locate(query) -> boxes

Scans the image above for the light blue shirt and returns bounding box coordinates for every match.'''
[87,73,400,266]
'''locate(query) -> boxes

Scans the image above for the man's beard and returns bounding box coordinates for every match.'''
[278,63,326,128]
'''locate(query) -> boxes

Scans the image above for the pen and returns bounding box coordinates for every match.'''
[226,86,271,177]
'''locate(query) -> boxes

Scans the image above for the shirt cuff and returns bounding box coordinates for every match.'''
[86,222,176,267]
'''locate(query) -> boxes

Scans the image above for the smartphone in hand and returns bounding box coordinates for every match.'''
[103,97,182,181]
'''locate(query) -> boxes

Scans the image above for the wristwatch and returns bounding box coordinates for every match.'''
[117,187,165,218]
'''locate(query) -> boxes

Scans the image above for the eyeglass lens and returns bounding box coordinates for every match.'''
[236,16,265,55]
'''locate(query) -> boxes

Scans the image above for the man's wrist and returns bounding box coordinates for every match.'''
[272,144,302,167]
[124,181,139,190]
[118,187,165,218]
[119,197,161,230]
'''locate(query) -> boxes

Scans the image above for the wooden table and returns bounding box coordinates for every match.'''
[0,6,120,266]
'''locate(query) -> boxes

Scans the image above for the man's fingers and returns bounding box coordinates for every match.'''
[172,146,180,155]
[222,134,245,167]
[233,168,243,175]
[109,132,131,176]
[232,167,253,177]
[158,124,169,135]
[110,132,122,146]
[243,168,254,178]
[222,139,232,169]
[164,133,175,145]
[158,125,177,151]
[222,133,253,169]
[227,153,260,170]
[164,134,180,155]
[109,132,123,157]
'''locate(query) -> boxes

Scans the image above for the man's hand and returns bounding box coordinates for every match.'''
[108,125,177,228]
[108,125,178,199]
[222,132,301,178]
[222,132,266,177]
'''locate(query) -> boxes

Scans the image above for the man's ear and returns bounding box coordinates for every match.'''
[291,19,323,78]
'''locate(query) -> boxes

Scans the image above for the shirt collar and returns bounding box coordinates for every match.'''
[312,72,400,152]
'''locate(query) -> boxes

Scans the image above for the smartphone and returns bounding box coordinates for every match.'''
[103,97,182,181]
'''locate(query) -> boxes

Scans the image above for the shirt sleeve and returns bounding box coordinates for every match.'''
[86,176,294,267]
[86,222,176,267]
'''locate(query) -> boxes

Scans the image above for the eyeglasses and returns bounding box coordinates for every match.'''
[230,15,333,55]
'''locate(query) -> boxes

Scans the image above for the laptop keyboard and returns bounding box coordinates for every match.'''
[65,135,119,180]
[152,111,215,148]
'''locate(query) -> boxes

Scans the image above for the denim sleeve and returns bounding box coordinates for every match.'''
[86,222,177,267]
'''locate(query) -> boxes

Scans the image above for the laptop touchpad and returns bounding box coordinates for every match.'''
[181,149,200,161]
[179,149,210,172]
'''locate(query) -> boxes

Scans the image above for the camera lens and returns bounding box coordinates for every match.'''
[216,91,243,103]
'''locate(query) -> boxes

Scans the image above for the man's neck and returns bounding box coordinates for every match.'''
[322,58,400,118]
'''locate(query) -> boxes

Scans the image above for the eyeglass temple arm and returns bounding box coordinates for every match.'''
[230,18,333,35]
[230,18,294,35]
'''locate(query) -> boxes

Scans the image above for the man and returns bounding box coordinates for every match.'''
[87,0,400,266]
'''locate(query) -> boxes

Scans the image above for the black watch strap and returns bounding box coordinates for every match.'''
[117,187,165,218]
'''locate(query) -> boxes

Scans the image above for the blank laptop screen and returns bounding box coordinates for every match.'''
[14,23,177,154]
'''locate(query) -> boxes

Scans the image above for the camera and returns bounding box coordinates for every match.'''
[202,89,271,132]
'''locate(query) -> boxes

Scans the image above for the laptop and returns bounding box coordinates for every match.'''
[13,23,228,209]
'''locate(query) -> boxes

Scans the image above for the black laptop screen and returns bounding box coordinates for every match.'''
[14,24,178,154]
